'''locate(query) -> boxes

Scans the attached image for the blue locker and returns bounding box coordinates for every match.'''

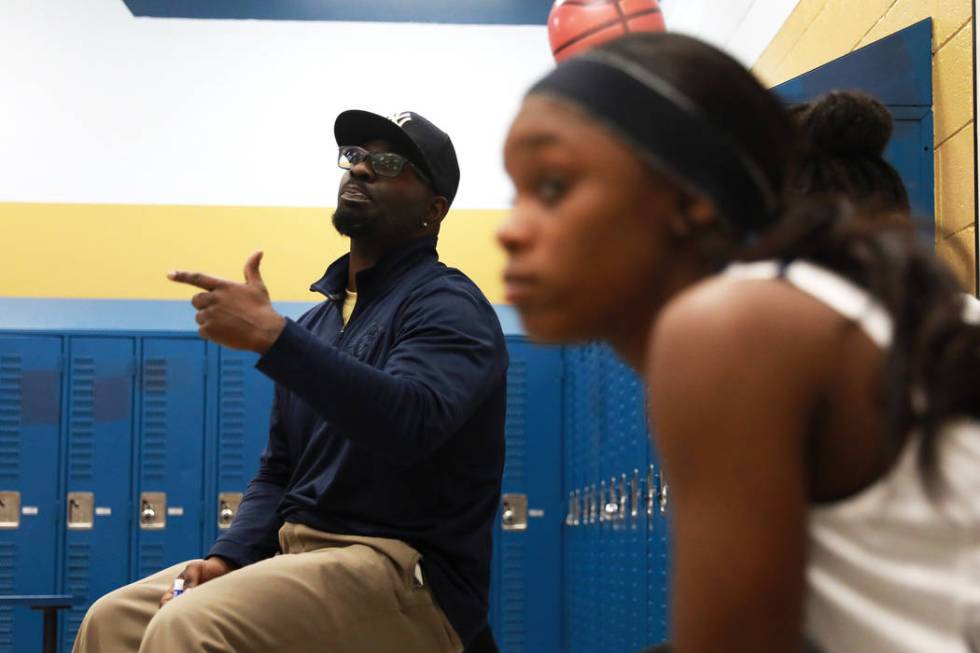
[646,461,670,646]
[561,346,589,653]
[583,345,603,653]
[205,347,273,546]
[61,338,136,651]
[490,339,563,653]
[595,347,614,652]
[563,343,604,653]
[134,338,206,578]
[0,336,61,653]
[602,353,650,652]
[646,452,670,644]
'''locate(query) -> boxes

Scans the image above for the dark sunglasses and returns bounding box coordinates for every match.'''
[337,146,431,185]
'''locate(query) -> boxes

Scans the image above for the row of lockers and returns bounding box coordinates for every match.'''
[0,331,668,653]
[562,345,670,652]
[0,334,273,653]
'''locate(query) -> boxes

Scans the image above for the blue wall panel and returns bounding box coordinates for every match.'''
[772,19,931,107]
[0,336,61,653]
[773,20,935,230]
[122,0,554,25]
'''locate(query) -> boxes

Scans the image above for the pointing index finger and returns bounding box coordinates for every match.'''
[167,270,231,291]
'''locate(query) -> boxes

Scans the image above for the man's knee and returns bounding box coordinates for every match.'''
[80,586,127,631]
[74,588,143,651]
[140,598,208,649]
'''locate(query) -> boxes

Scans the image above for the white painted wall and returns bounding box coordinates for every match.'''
[0,0,799,210]
[660,0,800,66]
[0,0,553,209]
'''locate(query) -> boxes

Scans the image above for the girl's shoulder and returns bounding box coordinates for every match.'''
[647,265,886,435]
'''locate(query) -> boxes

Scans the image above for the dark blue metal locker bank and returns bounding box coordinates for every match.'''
[62,337,137,649]
[134,338,207,579]
[601,353,652,652]
[205,348,273,546]
[489,338,563,653]
[561,343,667,652]
[0,336,61,653]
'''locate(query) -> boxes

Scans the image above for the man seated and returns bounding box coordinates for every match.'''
[74,110,508,653]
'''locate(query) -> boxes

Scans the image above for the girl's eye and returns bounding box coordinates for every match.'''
[537,177,567,205]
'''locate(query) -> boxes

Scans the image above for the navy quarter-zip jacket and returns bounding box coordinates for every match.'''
[209,236,508,645]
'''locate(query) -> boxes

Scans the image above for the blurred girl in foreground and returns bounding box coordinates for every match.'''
[498,33,980,653]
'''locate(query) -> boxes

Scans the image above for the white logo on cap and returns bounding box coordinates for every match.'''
[389,112,413,127]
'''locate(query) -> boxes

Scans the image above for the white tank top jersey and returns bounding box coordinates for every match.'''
[723,260,980,653]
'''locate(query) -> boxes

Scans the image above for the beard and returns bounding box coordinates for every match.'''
[332,205,382,238]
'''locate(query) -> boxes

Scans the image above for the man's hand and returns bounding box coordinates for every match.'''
[159,557,235,608]
[168,251,286,353]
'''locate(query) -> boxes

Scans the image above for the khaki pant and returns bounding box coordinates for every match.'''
[72,523,464,653]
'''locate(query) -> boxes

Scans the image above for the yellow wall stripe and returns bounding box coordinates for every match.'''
[0,202,509,303]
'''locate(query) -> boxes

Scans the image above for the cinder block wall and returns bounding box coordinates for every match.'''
[754,0,977,294]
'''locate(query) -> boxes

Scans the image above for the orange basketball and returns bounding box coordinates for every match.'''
[548,0,666,63]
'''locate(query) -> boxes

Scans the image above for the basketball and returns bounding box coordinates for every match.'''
[548,0,666,63]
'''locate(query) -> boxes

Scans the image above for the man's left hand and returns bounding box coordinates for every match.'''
[168,251,286,354]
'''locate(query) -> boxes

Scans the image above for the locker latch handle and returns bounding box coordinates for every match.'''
[139,492,166,530]
[0,491,20,529]
[501,493,528,531]
[67,492,94,530]
[218,492,243,530]
[141,502,156,523]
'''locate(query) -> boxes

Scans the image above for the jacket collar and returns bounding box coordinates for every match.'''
[310,235,439,302]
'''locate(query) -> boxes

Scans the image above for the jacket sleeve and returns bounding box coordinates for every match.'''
[255,282,507,466]
[207,387,290,567]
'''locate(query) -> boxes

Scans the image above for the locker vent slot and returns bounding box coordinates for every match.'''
[65,543,91,646]
[69,358,96,481]
[139,543,165,580]
[0,542,14,591]
[218,357,246,483]
[0,355,21,481]
[141,359,169,482]
[501,539,526,650]
[503,361,527,485]
[0,542,14,649]
[501,359,528,650]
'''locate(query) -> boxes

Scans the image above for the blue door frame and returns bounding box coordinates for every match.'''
[773,19,935,233]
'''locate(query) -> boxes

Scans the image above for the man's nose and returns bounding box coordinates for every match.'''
[350,158,376,180]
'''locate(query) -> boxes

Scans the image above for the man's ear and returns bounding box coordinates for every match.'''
[427,195,450,226]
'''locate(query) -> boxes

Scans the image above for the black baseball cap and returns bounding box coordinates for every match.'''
[334,110,461,206]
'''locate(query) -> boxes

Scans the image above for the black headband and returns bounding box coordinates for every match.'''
[529,51,777,234]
